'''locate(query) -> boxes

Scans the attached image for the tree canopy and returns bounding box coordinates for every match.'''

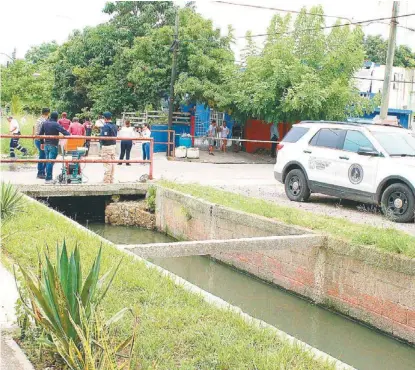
[364,34,415,68]
[218,7,377,123]
[1,2,381,123]
[1,59,53,114]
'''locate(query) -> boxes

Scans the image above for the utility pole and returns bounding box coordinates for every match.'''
[380,1,399,121]
[167,10,179,156]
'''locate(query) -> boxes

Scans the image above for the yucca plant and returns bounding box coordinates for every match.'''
[17,241,122,356]
[54,302,138,369]
[1,182,24,222]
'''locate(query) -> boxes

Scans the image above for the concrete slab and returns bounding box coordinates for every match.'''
[122,234,326,258]
[0,263,18,330]
[15,182,148,197]
[0,263,34,370]
[0,335,34,370]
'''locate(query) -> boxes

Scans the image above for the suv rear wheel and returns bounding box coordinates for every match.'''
[284,169,310,202]
[381,183,415,223]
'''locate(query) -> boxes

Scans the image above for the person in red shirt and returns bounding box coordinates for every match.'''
[68,117,86,136]
[58,112,71,130]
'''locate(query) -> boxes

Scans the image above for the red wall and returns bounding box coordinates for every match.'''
[244,119,292,154]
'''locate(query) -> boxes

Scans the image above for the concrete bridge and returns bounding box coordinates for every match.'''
[120,234,326,258]
[15,183,148,197]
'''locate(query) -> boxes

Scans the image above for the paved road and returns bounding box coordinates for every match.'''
[1,154,414,236]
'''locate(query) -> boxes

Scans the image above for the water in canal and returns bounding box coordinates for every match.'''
[86,223,415,370]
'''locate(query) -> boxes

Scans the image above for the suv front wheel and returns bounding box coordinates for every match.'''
[284,169,310,202]
[381,183,415,223]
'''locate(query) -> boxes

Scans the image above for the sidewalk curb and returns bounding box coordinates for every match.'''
[0,335,35,370]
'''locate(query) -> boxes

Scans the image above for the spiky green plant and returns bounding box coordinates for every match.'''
[0,182,24,222]
[54,303,138,370]
[17,241,122,355]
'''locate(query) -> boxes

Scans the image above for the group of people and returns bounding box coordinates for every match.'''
[207,120,279,157]
[207,119,230,155]
[96,114,152,184]
[28,109,152,184]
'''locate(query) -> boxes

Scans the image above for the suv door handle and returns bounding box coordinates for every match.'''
[303,150,312,154]
[339,156,349,160]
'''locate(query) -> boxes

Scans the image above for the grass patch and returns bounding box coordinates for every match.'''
[2,197,334,369]
[1,115,37,156]
[159,181,415,259]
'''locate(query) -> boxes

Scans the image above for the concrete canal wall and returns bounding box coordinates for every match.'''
[155,187,415,344]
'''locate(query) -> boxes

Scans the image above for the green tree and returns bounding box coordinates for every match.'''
[363,34,415,67]
[121,7,235,111]
[395,44,415,68]
[51,2,176,116]
[1,60,53,113]
[222,8,377,123]
[25,42,58,64]
[363,35,387,64]
[241,31,259,66]
[51,24,131,116]
[103,1,175,39]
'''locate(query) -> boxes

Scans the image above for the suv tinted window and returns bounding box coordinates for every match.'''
[310,128,344,149]
[282,127,309,143]
[343,130,374,152]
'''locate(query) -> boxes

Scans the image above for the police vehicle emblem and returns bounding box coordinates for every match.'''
[348,164,363,184]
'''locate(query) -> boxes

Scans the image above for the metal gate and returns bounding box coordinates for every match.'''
[194,109,226,150]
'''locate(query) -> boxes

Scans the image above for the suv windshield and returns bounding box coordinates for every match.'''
[372,131,415,156]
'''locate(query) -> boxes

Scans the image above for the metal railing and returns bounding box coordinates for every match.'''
[0,134,155,180]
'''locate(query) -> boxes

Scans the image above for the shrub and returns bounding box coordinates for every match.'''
[146,186,156,213]
[17,241,123,358]
[0,182,24,222]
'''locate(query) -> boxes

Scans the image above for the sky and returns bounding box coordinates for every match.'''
[0,0,414,64]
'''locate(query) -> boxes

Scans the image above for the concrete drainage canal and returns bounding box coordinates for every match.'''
[23,184,415,370]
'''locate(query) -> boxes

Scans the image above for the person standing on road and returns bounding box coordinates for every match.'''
[100,112,118,183]
[34,108,50,179]
[118,120,135,166]
[58,112,71,153]
[220,121,230,153]
[207,120,218,156]
[270,123,279,158]
[7,116,28,158]
[141,123,151,163]
[68,117,86,136]
[39,112,70,184]
[94,115,105,133]
[58,112,71,130]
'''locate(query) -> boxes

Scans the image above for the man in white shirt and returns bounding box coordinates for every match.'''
[220,121,230,152]
[7,116,28,158]
[207,120,218,156]
[118,120,136,166]
[94,115,105,131]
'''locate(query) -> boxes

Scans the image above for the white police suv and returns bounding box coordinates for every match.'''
[274,121,415,223]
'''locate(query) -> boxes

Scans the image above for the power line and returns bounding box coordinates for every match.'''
[174,14,415,43]
[213,1,415,33]
[352,76,415,84]
[212,1,353,21]
[236,13,415,39]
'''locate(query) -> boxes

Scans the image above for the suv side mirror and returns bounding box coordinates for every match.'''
[357,147,379,156]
